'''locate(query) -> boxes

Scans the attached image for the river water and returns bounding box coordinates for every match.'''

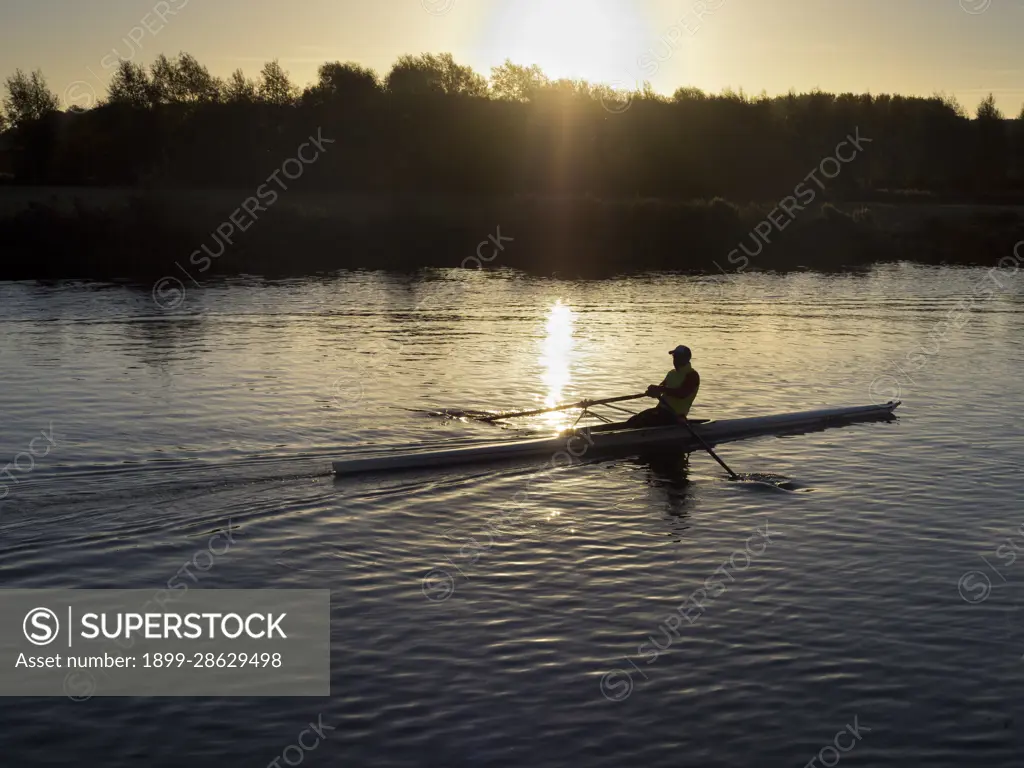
[1,263,1023,767]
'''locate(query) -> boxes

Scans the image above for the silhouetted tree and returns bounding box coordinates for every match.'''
[540,78,593,100]
[974,93,1007,194]
[386,53,487,96]
[1,51,1020,201]
[257,60,298,106]
[977,93,1003,121]
[107,60,155,107]
[1011,104,1024,188]
[2,69,60,182]
[672,86,709,103]
[490,60,548,101]
[151,53,223,104]
[2,69,59,128]
[302,61,380,107]
[939,93,968,118]
[224,69,258,104]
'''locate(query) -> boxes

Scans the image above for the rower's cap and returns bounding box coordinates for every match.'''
[669,345,692,360]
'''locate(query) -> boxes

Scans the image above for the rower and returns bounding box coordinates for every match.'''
[625,345,700,428]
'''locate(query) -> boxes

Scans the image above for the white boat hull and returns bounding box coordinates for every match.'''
[331,401,900,476]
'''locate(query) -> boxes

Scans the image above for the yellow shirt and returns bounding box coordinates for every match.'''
[662,364,699,416]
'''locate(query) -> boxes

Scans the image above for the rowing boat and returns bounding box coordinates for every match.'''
[331,401,900,476]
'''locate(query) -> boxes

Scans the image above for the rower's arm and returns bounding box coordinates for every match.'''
[651,371,699,398]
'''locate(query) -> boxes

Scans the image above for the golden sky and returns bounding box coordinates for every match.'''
[2,0,1022,114]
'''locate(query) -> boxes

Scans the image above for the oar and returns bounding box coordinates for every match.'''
[659,396,740,480]
[475,393,648,423]
[679,417,741,480]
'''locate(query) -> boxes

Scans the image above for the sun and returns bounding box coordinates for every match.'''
[483,0,649,87]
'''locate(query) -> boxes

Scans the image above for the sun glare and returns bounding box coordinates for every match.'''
[539,299,576,429]
[485,0,648,86]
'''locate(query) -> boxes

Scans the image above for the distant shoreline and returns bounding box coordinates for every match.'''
[2,188,1022,280]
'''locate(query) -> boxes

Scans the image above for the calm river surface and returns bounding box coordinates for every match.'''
[1,264,1023,767]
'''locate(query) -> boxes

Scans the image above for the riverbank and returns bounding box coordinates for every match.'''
[1,189,1021,279]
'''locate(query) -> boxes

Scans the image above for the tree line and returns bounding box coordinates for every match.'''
[2,52,1023,201]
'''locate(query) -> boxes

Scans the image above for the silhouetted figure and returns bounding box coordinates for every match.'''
[625,345,700,429]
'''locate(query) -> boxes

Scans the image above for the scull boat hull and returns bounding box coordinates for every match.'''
[331,401,900,476]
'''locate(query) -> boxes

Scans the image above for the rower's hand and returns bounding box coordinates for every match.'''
[646,385,662,397]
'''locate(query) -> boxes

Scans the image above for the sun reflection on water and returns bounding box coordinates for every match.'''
[539,300,576,430]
